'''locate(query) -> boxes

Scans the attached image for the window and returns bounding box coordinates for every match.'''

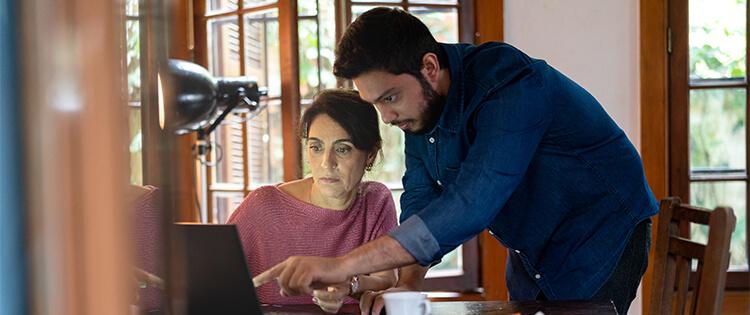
[198,0,285,223]
[126,0,144,185]
[669,0,749,289]
[196,0,478,292]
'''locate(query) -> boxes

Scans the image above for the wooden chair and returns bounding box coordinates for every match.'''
[649,197,736,315]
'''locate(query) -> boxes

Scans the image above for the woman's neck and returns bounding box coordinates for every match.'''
[308,179,358,211]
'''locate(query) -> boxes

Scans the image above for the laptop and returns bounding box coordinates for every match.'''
[174,223,263,315]
[174,223,361,315]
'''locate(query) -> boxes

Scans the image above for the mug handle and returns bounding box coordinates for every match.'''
[420,299,431,315]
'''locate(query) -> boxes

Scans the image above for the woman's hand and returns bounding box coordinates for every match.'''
[312,282,350,314]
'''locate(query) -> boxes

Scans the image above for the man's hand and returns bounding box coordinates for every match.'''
[253,256,350,296]
[359,287,411,315]
[312,283,349,314]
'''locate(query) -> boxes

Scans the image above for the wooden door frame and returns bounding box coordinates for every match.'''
[640,0,670,313]
[474,0,508,301]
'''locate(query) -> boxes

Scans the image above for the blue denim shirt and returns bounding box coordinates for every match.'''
[388,43,658,300]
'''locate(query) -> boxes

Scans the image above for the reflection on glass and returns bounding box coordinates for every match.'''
[409,6,458,43]
[208,17,241,77]
[690,181,748,271]
[247,99,283,188]
[244,10,280,97]
[689,0,746,79]
[212,121,246,185]
[689,88,746,172]
[213,192,245,223]
[207,0,238,13]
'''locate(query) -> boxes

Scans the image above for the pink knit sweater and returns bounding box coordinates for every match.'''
[226,181,398,305]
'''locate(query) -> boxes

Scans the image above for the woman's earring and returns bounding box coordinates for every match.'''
[365,163,373,172]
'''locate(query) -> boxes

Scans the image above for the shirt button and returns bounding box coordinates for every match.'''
[534,274,541,279]
[436,180,442,186]
[428,137,435,143]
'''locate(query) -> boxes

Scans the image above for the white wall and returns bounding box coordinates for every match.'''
[504,1,643,314]
[504,0,641,150]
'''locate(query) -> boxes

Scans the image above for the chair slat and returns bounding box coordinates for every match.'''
[672,205,711,225]
[668,236,705,259]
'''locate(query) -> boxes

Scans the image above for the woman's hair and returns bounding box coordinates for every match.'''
[300,89,382,159]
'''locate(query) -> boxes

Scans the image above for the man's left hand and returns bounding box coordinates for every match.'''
[253,256,350,296]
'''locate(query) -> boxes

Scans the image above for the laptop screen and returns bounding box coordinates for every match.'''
[174,223,263,315]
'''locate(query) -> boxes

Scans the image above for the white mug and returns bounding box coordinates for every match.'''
[382,291,431,315]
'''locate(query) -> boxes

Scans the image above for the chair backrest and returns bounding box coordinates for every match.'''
[649,197,736,315]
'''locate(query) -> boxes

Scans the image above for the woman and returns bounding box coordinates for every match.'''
[227,89,397,313]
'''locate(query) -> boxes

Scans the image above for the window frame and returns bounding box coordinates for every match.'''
[668,0,750,290]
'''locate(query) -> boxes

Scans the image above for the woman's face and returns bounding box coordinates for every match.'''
[306,114,373,202]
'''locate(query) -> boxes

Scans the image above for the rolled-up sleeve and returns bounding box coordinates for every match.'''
[388,215,441,266]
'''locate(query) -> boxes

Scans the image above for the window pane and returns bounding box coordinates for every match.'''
[244,10,280,97]
[298,0,317,16]
[126,20,141,102]
[409,6,458,43]
[689,0,746,79]
[388,188,463,277]
[129,107,142,185]
[244,0,276,9]
[212,121,246,185]
[352,5,399,21]
[689,88,746,172]
[409,0,458,4]
[318,2,337,92]
[247,99,283,188]
[427,247,463,277]
[125,0,139,16]
[212,192,245,224]
[690,181,748,271]
[208,17,242,77]
[299,18,320,99]
[364,120,406,185]
[207,0,238,13]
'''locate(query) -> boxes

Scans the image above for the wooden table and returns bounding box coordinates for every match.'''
[261,300,618,314]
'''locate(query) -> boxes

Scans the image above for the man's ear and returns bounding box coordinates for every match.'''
[420,52,441,84]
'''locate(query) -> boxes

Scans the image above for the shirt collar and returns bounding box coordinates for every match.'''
[425,43,465,135]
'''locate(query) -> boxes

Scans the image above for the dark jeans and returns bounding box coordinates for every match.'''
[537,218,651,314]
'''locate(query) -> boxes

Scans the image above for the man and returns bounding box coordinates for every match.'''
[254,7,657,314]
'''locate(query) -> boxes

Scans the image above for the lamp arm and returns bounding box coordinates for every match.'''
[205,99,240,136]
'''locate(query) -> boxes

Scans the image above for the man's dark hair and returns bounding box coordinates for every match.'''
[333,7,448,79]
[300,89,382,156]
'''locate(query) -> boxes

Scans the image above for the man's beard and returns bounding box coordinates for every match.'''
[406,75,446,135]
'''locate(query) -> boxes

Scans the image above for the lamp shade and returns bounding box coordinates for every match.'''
[158,59,263,135]
[158,59,218,134]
